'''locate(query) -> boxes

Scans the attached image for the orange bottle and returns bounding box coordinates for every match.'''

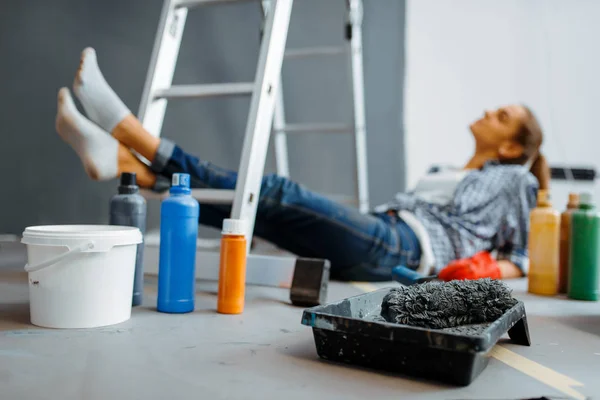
[217,219,248,314]
[558,193,579,293]
[528,189,560,296]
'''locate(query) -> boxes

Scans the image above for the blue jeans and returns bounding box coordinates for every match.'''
[151,139,421,281]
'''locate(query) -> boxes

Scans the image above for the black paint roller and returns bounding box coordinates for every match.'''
[381,278,518,329]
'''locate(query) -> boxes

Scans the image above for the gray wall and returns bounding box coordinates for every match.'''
[0,0,405,234]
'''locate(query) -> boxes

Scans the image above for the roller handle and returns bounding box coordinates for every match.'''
[392,265,438,286]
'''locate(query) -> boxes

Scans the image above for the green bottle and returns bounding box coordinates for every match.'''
[568,192,600,301]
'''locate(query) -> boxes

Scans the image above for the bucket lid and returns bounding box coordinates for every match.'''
[21,225,142,248]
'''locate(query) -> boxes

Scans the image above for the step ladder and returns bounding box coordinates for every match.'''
[137,0,367,291]
[138,0,294,245]
[268,0,370,213]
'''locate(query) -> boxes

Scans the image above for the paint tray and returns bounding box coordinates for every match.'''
[301,288,530,386]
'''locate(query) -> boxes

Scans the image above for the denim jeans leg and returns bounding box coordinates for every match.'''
[149,139,410,280]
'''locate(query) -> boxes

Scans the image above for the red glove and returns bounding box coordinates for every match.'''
[438,251,501,281]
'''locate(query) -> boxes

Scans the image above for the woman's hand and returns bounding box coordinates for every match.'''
[497,260,525,279]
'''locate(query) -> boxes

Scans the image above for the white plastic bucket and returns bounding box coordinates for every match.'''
[21,225,143,329]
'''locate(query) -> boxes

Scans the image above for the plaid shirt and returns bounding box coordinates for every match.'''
[377,162,538,273]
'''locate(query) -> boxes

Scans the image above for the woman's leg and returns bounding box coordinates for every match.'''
[55,87,156,187]
[72,47,161,163]
[68,48,420,280]
[150,139,418,280]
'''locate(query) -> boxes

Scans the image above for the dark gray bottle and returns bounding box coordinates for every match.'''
[110,173,147,306]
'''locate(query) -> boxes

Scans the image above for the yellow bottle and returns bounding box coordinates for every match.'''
[528,189,560,295]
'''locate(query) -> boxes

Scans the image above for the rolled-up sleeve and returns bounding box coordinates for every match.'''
[496,172,539,274]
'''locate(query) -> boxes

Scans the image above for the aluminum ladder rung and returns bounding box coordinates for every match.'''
[284,46,346,59]
[273,123,353,134]
[153,83,254,99]
[174,0,256,9]
[142,188,235,204]
[143,242,298,288]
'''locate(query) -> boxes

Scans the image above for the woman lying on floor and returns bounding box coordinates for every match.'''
[56,48,550,282]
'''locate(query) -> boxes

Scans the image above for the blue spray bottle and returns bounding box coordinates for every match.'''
[157,173,199,313]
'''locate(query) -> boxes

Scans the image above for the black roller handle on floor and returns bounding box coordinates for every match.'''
[289,258,330,307]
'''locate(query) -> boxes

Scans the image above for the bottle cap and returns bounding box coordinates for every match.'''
[118,172,139,194]
[222,219,248,236]
[171,173,191,189]
[567,192,580,208]
[568,192,579,203]
[120,172,137,186]
[579,192,593,206]
[537,189,551,207]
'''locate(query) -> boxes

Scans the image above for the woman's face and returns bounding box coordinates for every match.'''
[470,105,528,157]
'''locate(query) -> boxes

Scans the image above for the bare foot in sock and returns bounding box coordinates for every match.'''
[56,87,119,180]
[73,47,131,132]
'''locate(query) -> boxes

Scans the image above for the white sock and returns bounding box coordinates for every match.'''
[73,47,130,133]
[56,87,119,181]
